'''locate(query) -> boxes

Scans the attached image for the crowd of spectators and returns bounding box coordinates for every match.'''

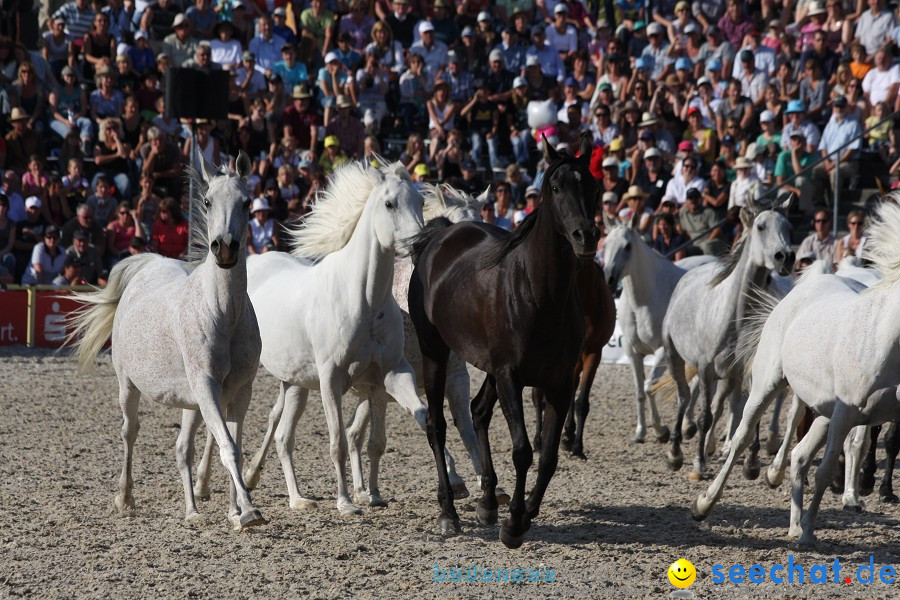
[1,0,900,285]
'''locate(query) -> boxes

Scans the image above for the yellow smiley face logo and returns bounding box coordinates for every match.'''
[668,559,696,588]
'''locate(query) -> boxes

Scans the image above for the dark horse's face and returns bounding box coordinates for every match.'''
[542,135,599,259]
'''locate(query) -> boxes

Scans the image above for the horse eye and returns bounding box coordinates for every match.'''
[204,199,211,208]
[552,186,559,193]
[624,243,631,251]
[385,200,394,209]
[756,223,765,231]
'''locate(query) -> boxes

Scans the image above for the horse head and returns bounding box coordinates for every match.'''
[194,146,252,269]
[370,162,425,258]
[742,192,795,276]
[541,133,599,259]
[602,224,637,290]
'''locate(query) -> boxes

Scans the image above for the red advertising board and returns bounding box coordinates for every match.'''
[33,290,82,348]
[0,290,29,346]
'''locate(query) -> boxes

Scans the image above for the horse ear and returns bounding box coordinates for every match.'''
[578,132,592,161]
[235,150,252,180]
[629,206,641,231]
[193,141,217,185]
[476,186,491,209]
[740,206,755,230]
[542,134,560,163]
[776,191,795,213]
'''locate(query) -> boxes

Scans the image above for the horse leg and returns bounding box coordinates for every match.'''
[690,370,719,481]
[188,377,262,529]
[224,381,263,528]
[494,368,533,549]
[691,375,785,521]
[561,363,580,452]
[860,424,881,496]
[766,391,786,456]
[764,394,804,489]
[193,428,215,499]
[446,365,497,501]
[683,376,700,440]
[383,359,468,500]
[664,346,691,472]
[879,422,900,503]
[176,409,204,521]
[570,354,598,460]
[531,388,544,452]
[841,425,870,513]
[642,350,670,443]
[244,381,287,491]
[318,369,361,516]
[788,416,830,539]
[272,384,317,510]
[800,405,858,546]
[703,379,733,459]
[363,389,389,508]
[472,377,500,526]
[114,382,140,514]
[346,396,371,506]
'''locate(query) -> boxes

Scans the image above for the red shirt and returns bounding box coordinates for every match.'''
[151,219,189,258]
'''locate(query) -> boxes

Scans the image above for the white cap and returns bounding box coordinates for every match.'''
[602,157,619,168]
[489,48,503,62]
[134,30,148,40]
[418,20,435,34]
[602,191,618,203]
[644,148,661,159]
[25,196,42,209]
[525,54,540,67]
[647,22,664,35]
[251,198,271,212]
[554,3,568,13]
[324,51,340,63]
[116,42,131,57]
[513,210,526,224]
[513,76,527,88]
[173,13,188,27]
[759,109,775,122]
[477,10,491,21]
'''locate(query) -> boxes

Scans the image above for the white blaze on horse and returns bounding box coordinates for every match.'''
[69,150,264,529]
[692,197,900,545]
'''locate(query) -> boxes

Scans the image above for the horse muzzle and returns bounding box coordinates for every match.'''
[571,227,598,259]
[774,250,796,276]
[211,238,241,269]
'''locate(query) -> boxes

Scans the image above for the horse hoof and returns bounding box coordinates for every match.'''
[690,497,709,522]
[495,488,511,506]
[687,470,703,481]
[632,434,646,444]
[238,509,266,529]
[337,500,363,516]
[842,504,863,513]
[353,490,369,506]
[532,437,542,452]
[667,454,684,472]
[561,436,573,452]
[289,496,318,510]
[683,422,698,440]
[881,493,900,504]
[500,521,526,549]
[114,494,134,514]
[765,437,780,457]
[742,462,761,481]
[476,503,498,526]
[763,470,781,490]
[787,525,802,539]
[451,482,470,500]
[438,515,461,536]
[797,533,817,547]
[185,511,203,523]
[570,450,587,461]
[656,426,671,444]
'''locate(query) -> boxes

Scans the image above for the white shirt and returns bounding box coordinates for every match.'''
[731,45,777,78]
[862,64,900,106]
[22,242,66,285]
[665,175,707,205]
[545,24,577,54]
[210,38,242,68]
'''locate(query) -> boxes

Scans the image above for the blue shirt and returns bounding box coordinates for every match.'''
[273,60,309,88]
[818,115,862,156]
[526,44,565,82]
[248,34,287,73]
[499,42,526,74]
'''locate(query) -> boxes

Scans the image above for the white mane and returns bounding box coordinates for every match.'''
[862,194,900,292]
[186,163,241,266]
[287,160,410,259]
[420,183,485,222]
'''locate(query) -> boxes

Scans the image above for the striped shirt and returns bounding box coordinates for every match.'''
[52,2,96,40]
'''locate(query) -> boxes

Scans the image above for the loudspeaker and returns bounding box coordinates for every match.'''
[164,68,230,120]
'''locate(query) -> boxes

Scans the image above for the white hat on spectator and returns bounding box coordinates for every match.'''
[644,147,661,159]
[647,22,664,35]
[273,6,287,16]
[554,3,568,13]
[525,185,540,197]
[759,109,775,123]
[25,196,42,210]
[418,21,435,34]
[324,51,340,63]
[807,1,826,16]
[734,157,753,170]
[251,198,272,213]
[477,11,491,21]
[134,30,148,41]
[117,42,131,57]
[173,13,188,28]
[513,76,527,88]
[745,142,760,160]
[602,157,619,168]
[489,48,503,62]
[602,191,618,204]
[525,54,540,67]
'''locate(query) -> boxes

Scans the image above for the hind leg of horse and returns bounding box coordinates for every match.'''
[765,394,804,489]
[347,396,371,505]
[800,405,858,546]
[691,375,785,520]
[176,409,204,520]
[317,369,361,516]
[193,428,215,499]
[472,377,500,526]
[531,388,544,451]
[789,416,829,538]
[363,389,389,508]
[664,347,692,472]
[860,424,881,496]
[244,381,287,491]
[383,359,468,499]
[879,422,900,503]
[714,386,743,458]
[561,364,580,452]
[494,368,534,549]
[570,354,598,460]
[689,369,719,480]
[224,382,264,527]
[702,380,732,460]
[115,383,140,513]
[445,365,485,499]
[641,350,670,443]
[841,425,870,513]
[272,384,317,510]
[766,391,786,456]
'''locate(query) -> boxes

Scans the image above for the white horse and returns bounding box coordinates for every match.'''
[344,183,502,505]
[211,161,426,515]
[602,217,715,443]
[70,150,265,529]
[662,195,794,480]
[692,198,900,545]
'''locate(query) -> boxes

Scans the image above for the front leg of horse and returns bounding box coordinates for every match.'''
[189,377,263,529]
[364,390,389,508]
[531,388,544,452]
[176,409,204,521]
[765,394,803,489]
[879,422,900,503]
[637,351,670,443]
[224,382,266,528]
[347,396,372,506]
[319,371,362,516]
[114,384,141,514]
[570,356,599,460]
[841,425,870,513]
[495,370,534,549]
[244,382,287,491]
[788,417,829,539]
[472,377,500,527]
[860,424,881,496]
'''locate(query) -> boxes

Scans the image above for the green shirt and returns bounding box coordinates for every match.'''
[773,149,814,179]
[300,8,334,49]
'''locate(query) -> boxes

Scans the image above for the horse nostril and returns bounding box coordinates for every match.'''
[210,240,220,253]
[572,229,586,246]
[774,251,784,262]
[228,240,239,254]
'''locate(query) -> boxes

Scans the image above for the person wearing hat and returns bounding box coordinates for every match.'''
[22,224,66,285]
[333,30,364,72]
[545,3,577,61]
[781,99,821,153]
[4,109,40,172]
[461,78,503,169]
[600,156,628,204]
[283,84,320,160]
[49,66,94,151]
[600,190,621,227]
[456,158,483,197]
[53,253,86,286]
[209,19,242,67]
[410,20,450,79]
[411,162,431,183]
[632,146,670,210]
[67,226,106,285]
[526,22,565,82]
[232,50,265,96]
[247,197,279,254]
[16,196,48,260]
[679,187,726,256]
[326,94,366,158]
[319,135,349,174]
[813,94,862,198]
[318,49,353,125]
[736,49,767,107]
[728,155,762,210]
[639,22,669,82]
[444,50,474,103]
[495,24,526,74]
[619,185,653,234]
[637,111,676,156]
[270,6,297,46]
[160,12,199,67]
[700,26,735,81]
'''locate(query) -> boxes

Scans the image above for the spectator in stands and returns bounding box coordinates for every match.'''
[62,202,105,252]
[81,11,114,83]
[797,208,836,265]
[210,20,241,68]
[411,21,449,80]
[235,51,266,98]
[340,0,376,52]
[247,197,279,254]
[89,67,124,123]
[86,174,116,223]
[854,0,895,56]
[834,209,868,263]
[326,95,366,159]
[271,7,297,47]
[728,156,762,209]
[105,200,136,260]
[53,253,85,286]
[48,66,93,152]
[22,225,65,284]
[67,228,106,283]
[0,194,17,279]
[861,49,900,111]
[185,0,216,40]
[775,131,816,214]
[814,96,861,198]
[355,51,389,134]
[301,0,336,59]
[271,44,309,90]
[283,84,320,162]
[150,197,188,259]
[140,126,182,197]
[319,135,349,174]
[141,0,180,43]
[52,0,95,43]
[249,15,286,75]
[653,212,687,260]
[93,117,133,201]
[160,13,198,67]
[781,99,821,153]
[5,108,40,172]
[679,187,725,256]
[666,155,706,204]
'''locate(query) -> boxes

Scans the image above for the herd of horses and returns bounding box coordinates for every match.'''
[69,134,900,549]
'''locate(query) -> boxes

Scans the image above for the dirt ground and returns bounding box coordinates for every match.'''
[2,346,900,600]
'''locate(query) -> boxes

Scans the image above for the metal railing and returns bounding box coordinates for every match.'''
[664,107,900,258]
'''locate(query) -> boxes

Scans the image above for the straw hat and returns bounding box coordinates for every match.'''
[9,107,29,122]
[623,185,649,201]
[734,157,753,170]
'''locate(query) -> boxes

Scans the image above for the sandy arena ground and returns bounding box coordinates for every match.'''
[2,346,899,599]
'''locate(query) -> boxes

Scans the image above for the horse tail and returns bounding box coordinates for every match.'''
[734,284,783,377]
[407,216,453,267]
[67,254,160,372]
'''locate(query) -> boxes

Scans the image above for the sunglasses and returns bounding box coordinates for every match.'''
[119,211,129,215]
[849,221,863,225]
[683,163,697,168]
[813,218,830,223]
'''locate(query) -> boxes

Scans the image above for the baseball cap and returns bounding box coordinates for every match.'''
[564,76,576,87]
[554,3,568,13]
[675,57,692,71]
[242,50,255,61]
[413,163,430,177]
[740,49,754,62]
[760,109,775,122]
[635,57,651,70]
[525,185,539,197]
[71,229,88,240]
[786,99,806,113]
[273,6,286,16]
[647,23,664,35]
[602,157,618,168]
[461,160,478,171]
[525,54,540,67]
[173,13,188,28]
[324,135,340,148]
[513,76,527,88]
[644,147,661,159]
[602,191,618,204]
[489,48,503,62]
[677,140,694,152]
[25,196,42,210]
[324,51,340,63]
[684,23,699,34]
[134,30,148,41]
[833,96,848,108]
[685,188,702,201]
[639,129,655,140]
[706,58,722,72]
[477,10,491,21]
[461,26,475,37]
[531,24,545,37]
[419,21,435,34]
[609,138,624,151]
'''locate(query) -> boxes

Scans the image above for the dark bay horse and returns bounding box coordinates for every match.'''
[532,259,616,459]
[407,135,599,548]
